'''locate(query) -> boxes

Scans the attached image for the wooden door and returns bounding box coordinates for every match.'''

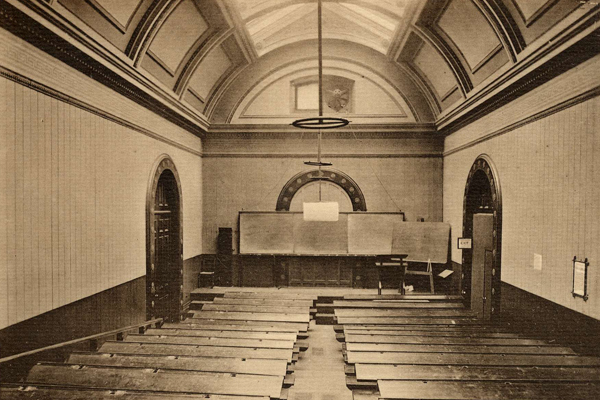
[148,171,181,322]
[471,213,494,320]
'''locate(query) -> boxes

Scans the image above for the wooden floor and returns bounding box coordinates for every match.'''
[2,287,600,400]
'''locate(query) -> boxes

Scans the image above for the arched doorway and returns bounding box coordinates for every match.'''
[462,155,502,320]
[147,156,183,322]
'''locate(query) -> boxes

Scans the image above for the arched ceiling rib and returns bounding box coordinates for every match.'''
[21,0,596,134]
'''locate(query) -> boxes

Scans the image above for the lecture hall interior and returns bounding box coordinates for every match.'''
[1,0,599,399]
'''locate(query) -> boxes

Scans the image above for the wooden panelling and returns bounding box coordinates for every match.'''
[0,276,145,358]
[0,65,203,330]
[443,54,600,320]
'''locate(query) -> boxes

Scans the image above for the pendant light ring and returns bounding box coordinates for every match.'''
[292,116,350,130]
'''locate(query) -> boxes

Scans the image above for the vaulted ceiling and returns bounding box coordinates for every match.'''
[5,0,599,135]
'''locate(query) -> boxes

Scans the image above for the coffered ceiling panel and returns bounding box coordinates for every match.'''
[149,0,208,73]
[92,0,142,28]
[437,0,501,71]
[413,41,456,100]
[187,46,232,101]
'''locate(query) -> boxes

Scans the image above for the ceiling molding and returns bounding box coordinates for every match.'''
[473,0,525,63]
[2,0,209,136]
[125,0,180,67]
[174,27,234,97]
[413,24,473,96]
[438,9,600,135]
[208,123,437,137]
[215,0,258,63]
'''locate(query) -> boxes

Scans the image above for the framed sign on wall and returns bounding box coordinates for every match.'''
[572,257,589,301]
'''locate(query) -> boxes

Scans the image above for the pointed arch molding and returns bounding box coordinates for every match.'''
[276,169,367,211]
[146,155,184,315]
[462,154,503,316]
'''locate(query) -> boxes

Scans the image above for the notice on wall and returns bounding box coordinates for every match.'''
[533,253,543,271]
[573,260,587,297]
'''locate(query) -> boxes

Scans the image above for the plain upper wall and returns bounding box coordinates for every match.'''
[202,135,443,254]
[0,28,203,330]
[443,54,600,320]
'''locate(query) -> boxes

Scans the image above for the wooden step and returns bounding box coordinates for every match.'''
[190,300,211,310]
[0,385,268,400]
[345,352,600,366]
[345,375,376,390]
[146,328,298,341]
[222,293,318,300]
[190,311,310,324]
[125,334,295,349]
[315,313,335,325]
[355,364,600,382]
[99,341,294,362]
[25,363,285,398]
[68,352,289,376]
[344,343,575,355]
[377,380,600,400]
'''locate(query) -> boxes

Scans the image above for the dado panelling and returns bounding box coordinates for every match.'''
[0,77,203,330]
[443,55,600,320]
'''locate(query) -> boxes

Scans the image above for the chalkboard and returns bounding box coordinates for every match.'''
[293,213,348,254]
[347,214,396,254]
[392,221,450,263]
[238,212,448,262]
[239,213,294,254]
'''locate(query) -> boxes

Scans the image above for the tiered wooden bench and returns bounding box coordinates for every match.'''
[1,289,317,400]
[333,295,600,400]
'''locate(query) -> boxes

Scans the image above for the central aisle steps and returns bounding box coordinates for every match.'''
[332,294,600,400]
[1,289,316,399]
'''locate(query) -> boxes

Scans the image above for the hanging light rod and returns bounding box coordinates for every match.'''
[291,0,348,167]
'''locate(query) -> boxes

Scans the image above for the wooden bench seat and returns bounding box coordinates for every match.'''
[125,334,295,349]
[202,304,311,314]
[67,352,290,375]
[172,322,301,333]
[342,325,510,332]
[344,343,575,355]
[333,301,464,309]
[355,364,600,382]
[334,309,475,318]
[343,333,551,346]
[345,352,600,366]
[342,294,463,301]
[25,363,286,399]
[222,293,318,300]
[0,385,269,400]
[377,380,600,400]
[182,319,309,332]
[214,298,315,307]
[191,311,310,324]
[336,317,476,325]
[99,341,294,362]
[146,328,298,341]
[343,328,521,338]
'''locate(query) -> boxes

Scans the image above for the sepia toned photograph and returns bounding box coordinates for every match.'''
[0,0,599,399]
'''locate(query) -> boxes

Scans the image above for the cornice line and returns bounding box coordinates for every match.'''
[201,153,442,159]
[443,85,600,157]
[0,65,202,157]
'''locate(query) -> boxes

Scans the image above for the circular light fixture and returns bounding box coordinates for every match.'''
[292,116,350,130]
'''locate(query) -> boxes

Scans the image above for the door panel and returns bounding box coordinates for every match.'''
[471,213,493,320]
